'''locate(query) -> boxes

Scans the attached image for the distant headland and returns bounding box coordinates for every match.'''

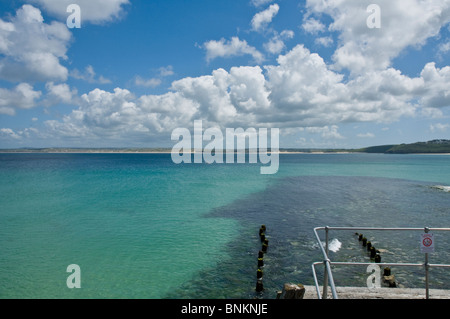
[0,139,449,154]
[354,139,450,154]
[282,139,450,154]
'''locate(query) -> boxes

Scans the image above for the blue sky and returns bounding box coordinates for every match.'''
[0,0,449,149]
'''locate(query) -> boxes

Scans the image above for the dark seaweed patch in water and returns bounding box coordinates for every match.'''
[165,176,450,299]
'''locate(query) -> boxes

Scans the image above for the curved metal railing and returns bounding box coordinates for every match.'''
[312,226,450,299]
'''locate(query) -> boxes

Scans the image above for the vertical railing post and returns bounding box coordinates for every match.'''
[424,227,430,299]
[322,226,329,299]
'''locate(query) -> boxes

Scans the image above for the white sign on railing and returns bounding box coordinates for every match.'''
[420,233,435,253]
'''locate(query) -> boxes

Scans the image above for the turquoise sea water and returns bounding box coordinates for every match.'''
[0,153,449,298]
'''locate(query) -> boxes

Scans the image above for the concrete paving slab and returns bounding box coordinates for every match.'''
[302,285,450,299]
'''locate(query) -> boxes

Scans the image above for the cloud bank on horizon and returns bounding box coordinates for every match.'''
[0,0,449,148]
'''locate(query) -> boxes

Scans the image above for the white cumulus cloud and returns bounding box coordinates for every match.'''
[0,5,71,82]
[251,4,280,32]
[0,83,42,115]
[44,82,78,106]
[203,37,264,63]
[3,1,450,147]
[26,41,450,146]
[264,30,294,54]
[305,0,450,75]
[302,17,326,34]
[315,36,334,47]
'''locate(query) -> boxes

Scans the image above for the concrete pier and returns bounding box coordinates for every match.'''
[302,285,450,299]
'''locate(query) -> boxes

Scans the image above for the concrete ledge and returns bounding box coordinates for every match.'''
[303,285,450,299]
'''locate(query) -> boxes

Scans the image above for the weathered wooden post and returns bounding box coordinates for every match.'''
[259,225,266,239]
[279,283,306,299]
[370,246,377,258]
[375,254,381,263]
[256,279,264,292]
[258,257,264,268]
[262,239,268,253]
[257,268,263,279]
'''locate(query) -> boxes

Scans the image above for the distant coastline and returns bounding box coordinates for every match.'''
[1,139,449,155]
[0,148,353,154]
[0,148,174,154]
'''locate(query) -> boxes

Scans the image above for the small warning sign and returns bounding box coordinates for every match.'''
[420,233,435,253]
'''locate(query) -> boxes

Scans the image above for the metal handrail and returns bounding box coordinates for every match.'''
[312,226,450,299]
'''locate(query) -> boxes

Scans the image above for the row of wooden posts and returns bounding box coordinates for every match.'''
[256,225,268,293]
[356,232,381,262]
[255,225,307,298]
[356,232,396,287]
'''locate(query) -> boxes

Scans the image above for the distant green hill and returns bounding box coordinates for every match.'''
[358,140,450,154]
[356,145,397,153]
